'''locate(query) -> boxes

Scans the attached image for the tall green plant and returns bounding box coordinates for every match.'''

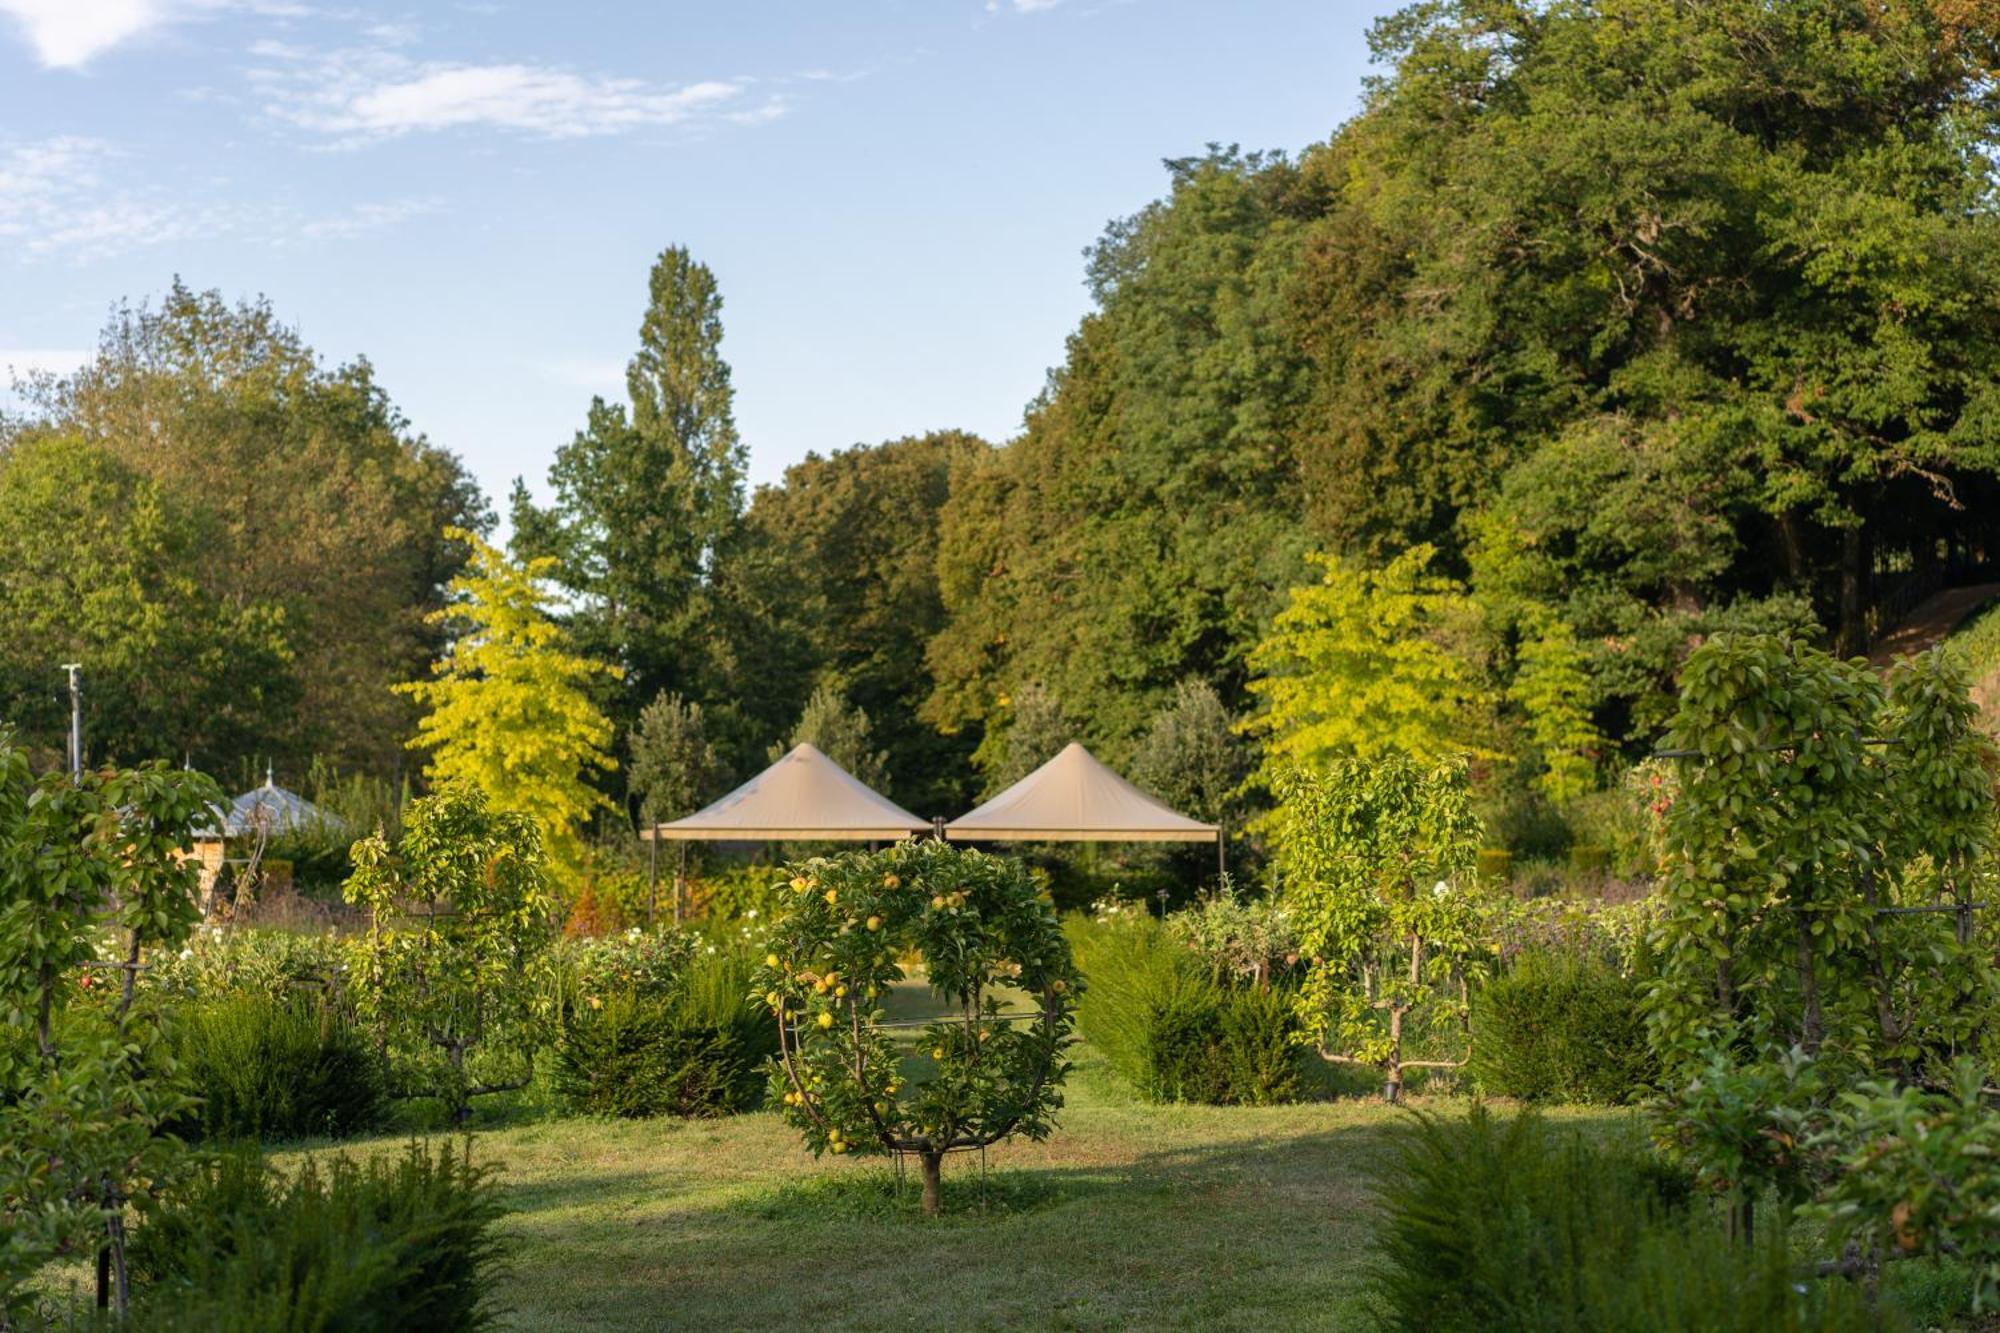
[343,786,557,1123]
[1276,755,1486,1101]
[0,743,219,1319]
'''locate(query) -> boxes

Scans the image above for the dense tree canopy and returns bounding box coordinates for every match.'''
[512,246,747,744]
[1,282,486,771]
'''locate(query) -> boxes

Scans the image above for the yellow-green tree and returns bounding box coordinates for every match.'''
[1243,545,1495,800]
[398,529,618,867]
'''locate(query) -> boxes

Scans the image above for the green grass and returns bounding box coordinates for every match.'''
[264,972,1613,1331]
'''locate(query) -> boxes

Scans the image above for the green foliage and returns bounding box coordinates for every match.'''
[0,743,220,1319]
[925,148,1314,759]
[973,681,1071,797]
[1469,952,1655,1105]
[169,993,383,1142]
[721,430,987,811]
[1067,914,1301,1106]
[1245,547,1495,797]
[1129,678,1251,828]
[1648,638,2000,1087]
[1372,1106,1880,1333]
[1164,885,1296,989]
[4,280,487,772]
[553,944,777,1120]
[511,245,746,752]
[1506,612,1604,803]
[1275,756,1486,1097]
[756,842,1080,1211]
[1801,1061,2000,1311]
[769,682,890,791]
[129,1139,505,1331]
[399,529,619,870]
[627,690,725,827]
[0,433,295,769]
[343,786,558,1123]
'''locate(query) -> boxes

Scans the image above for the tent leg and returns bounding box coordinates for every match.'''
[647,828,659,927]
[1217,828,1226,887]
[674,843,687,926]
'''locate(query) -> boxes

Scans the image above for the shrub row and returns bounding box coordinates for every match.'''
[1469,952,1656,1105]
[171,992,385,1141]
[1068,916,1301,1105]
[130,1138,504,1331]
[553,942,778,1118]
[1374,1107,1879,1332]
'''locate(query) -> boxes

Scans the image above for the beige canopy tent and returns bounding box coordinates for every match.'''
[641,742,931,842]
[638,742,930,924]
[942,742,1220,849]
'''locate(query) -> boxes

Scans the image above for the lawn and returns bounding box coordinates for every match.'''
[296,974,1622,1332]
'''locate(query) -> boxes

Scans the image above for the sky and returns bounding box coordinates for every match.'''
[0,0,1405,519]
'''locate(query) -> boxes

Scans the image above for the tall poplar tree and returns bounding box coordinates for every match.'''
[512,246,746,729]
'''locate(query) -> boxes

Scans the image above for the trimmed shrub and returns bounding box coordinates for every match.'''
[554,944,777,1118]
[1069,916,1301,1105]
[1373,1107,1880,1332]
[130,1139,505,1331]
[173,991,384,1141]
[1470,952,1655,1104]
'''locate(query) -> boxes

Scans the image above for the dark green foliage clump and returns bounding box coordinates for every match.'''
[554,946,777,1118]
[1069,916,1301,1105]
[1470,952,1656,1104]
[172,992,384,1141]
[129,1139,505,1332]
[1373,1107,1882,1333]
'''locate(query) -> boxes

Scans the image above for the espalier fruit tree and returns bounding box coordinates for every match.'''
[757,841,1080,1215]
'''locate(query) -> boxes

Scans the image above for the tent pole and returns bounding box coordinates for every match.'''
[1218,824,1227,886]
[647,826,658,928]
[675,843,688,926]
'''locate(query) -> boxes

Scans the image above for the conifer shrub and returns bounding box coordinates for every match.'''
[1469,951,1655,1104]
[1068,915,1301,1105]
[129,1139,505,1331]
[172,991,384,1141]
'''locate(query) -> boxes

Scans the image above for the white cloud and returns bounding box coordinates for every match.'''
[0,136,434,261]
[0,0,302,69]
[250,43,785,142]
[986,0,1066,11]
[295,196,438,240]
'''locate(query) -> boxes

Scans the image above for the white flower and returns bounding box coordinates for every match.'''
[178,948,193,961]
[745,910,757,920]
[1433,880,1450,899]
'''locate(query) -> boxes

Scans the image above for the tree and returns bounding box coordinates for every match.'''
[974,681,1071,796]
[770,682,889,792]
[721,431,987,810]
[512,246,746,733]
[1505,612,1604,805]
[0,742,219,1318]
[1647,635,2000,1240]
[10,281,489,771]
[398,529,618,870]
[924,149,1315,760]
[1297,0,2000,652]
[628,691,724,828]
[1130,678,1250,826]
[0,433,295,768]
[343,785,557,1124]
[1243,545,1495,804]
[757,841,1081,1214]
[1276,756,1486,1103]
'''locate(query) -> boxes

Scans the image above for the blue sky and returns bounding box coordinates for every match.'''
[0,0,1404,515]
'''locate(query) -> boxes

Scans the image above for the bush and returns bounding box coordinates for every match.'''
[1068,916,1301,1105]
[1469,952,1655,1105]
[553,944,777,1118]
[129,1139,505,1331]
[172,991,384,1141]
[1373,1106,1881,1332]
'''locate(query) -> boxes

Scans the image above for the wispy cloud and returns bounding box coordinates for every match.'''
[0,347,90,383]
[0,0,304,70]
[986,0,1068,12]
[249,41,786,143]
[0,135,436,261]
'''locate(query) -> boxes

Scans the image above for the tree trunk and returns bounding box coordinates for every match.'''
[919,1150,944,1216]
[1835,522,1869,657]
[1385,1005,1405,1105]
[1795,914,1822,1055]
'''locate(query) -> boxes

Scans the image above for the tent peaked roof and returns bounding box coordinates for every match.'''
[943,742,1218,843]
[642,742,930,842]
[196,773,340,841]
